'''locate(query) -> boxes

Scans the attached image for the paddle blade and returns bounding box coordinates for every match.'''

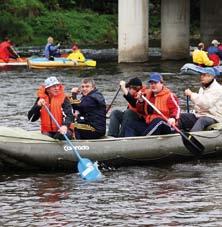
[78,158,102,181]
[85,60,96,67]
[181,131,205,156]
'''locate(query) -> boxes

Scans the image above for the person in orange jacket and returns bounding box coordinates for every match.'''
[124,73,180,137]
[28,76,73,140]
[0,37,20,62]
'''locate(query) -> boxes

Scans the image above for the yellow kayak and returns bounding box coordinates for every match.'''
[27,57,96,69]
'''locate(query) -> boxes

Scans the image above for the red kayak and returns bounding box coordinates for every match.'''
[0,57,27,66]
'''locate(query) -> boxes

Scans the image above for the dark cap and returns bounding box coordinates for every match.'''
[148,72,163,83]
[126,77,142,88]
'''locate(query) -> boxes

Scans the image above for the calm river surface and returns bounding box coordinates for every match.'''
[0,61,222,226]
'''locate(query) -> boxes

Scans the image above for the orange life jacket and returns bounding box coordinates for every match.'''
[143,87,172,124]
[37,85,65,133]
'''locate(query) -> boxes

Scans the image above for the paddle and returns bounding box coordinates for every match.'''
[141,95,205,156]
[186,96,190,113]
[85,59,96,67]
[10,46,21,60]
[44,104,102,181]
[106,86,121,114]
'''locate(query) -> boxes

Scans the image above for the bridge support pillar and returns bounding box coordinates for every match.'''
[161,0,190,60]
[200,0,222,45]
[118,0,149,63]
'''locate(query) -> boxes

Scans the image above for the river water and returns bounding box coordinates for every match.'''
[0,61,222,226]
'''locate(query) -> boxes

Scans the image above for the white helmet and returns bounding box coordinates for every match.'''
[44,76,60,88]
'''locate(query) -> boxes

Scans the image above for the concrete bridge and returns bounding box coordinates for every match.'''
[118,0,222,62]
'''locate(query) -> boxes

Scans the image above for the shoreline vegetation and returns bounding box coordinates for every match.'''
[0,0,200,49]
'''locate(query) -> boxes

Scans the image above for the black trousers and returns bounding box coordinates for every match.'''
[178,113,217,132]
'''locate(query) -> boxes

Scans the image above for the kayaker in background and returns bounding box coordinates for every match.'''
[107,77,146,137]
[28,76,74,140]
[192,42,214,67]
[66,44,86,63]
[207,39,220,66]
[0,37,20,62]
[70,78,106,139]
[44,36,61,60]
[218,42,222,59]
[178,67,222,132]
[123,73,180,137]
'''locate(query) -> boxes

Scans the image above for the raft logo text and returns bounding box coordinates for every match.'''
[64,145,90,151]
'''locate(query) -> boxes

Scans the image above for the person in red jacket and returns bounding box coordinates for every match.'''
[28,76,73,140]
[0,37,20,62]
[124,73,180,137]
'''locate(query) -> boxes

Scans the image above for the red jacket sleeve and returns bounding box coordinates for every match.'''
[167,93,180,120]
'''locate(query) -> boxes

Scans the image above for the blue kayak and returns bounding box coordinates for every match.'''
[180,63,222,76]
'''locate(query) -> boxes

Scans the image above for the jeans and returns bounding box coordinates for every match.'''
[108,109,142,137]
[178,113,217,132]
[124,117,172,137]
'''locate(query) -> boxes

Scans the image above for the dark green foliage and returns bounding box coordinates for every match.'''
[29,10,117,46]
[0,0,200,46]
[0,12,33,45]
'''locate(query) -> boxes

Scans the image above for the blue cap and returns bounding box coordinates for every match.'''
[148,72,163,83]
[203,67,216,76]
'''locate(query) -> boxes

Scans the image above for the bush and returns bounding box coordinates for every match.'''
[29,10,117,46]
[2,0,45,17]
[0,12,33,45]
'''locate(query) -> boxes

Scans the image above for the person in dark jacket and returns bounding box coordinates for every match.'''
[70,78,106,139]
[28,76,73,140]
[107,77,146,137]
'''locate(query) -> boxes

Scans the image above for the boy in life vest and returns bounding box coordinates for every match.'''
[28,76,73,140]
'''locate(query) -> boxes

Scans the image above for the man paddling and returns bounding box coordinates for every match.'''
[123,73,180,137]
[28,76,73,140]
[178,67,222,131]
[108,77,146,137]
[0,37,20,63]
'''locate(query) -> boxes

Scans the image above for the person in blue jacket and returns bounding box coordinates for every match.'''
[44,36,61,60]
[70,78,106,139]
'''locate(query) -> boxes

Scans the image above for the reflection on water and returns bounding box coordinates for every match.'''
[0,162,222,226]
[1,61,222,226]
